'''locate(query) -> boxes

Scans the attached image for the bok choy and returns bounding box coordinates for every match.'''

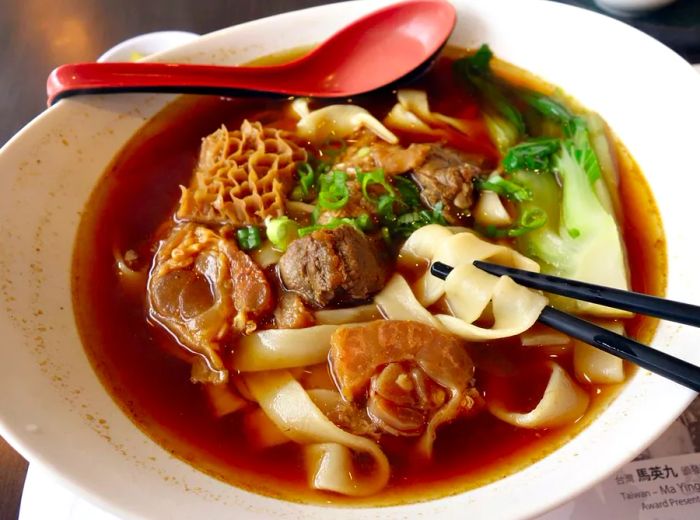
[453,45,523,152]
[512,97,630,316]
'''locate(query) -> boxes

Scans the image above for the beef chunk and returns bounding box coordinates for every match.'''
[337,131,431,175]
[278,225,387,307]
[337,136,482,225]
[329,320,478,437]
[412,145,482,224]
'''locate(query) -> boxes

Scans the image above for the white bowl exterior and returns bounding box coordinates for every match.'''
[1,1,699,519]
[97,31,200,63]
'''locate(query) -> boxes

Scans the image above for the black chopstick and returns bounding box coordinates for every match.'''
[429,261,700,393]
[467,260,700,328]
[539,306,700,392]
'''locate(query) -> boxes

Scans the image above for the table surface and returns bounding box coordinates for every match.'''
[0,1,696,519]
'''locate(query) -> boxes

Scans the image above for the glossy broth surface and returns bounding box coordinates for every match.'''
[73,51,665,504]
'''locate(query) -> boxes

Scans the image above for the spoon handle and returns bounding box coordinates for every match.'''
[46,62,296,106]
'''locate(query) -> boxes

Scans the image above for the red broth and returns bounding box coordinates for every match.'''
[72,51,665,505]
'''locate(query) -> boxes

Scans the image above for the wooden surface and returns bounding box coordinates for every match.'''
[0,1,694,519]
[0,0,340,147]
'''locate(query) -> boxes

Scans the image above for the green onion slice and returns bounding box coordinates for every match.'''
[236,226,262,250]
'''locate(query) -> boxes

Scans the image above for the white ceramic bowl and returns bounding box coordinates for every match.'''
[1,1,699,519]
[593,0,678,17]
[97,31,200,63]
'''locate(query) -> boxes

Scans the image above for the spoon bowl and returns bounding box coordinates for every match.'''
[46,0,456,105]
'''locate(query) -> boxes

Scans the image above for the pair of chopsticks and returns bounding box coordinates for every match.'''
[430,261,700,393]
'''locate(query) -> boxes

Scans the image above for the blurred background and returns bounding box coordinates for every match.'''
[0,0,698,147]
[0,0,698,518]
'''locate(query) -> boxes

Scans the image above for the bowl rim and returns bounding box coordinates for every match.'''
[2,1,700,519]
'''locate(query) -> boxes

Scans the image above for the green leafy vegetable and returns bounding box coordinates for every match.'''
[297,214,371,237]
[471,75,526,136]
[453,44,526,145]
[481,207,547,238]
[520,93,602,183]
[522,92,574,130]
[291,141,346,202]
[301,165,440,240]
[376,194,396,223]
[392,202,447,238]
[393,175,422,209]
[502,137,560,173]
[236,226,262,251]
[584,112,621,216]
[357,169,395,201]
[476,173,532,202]
[564,117,602,184]
[463,44,493,74]
[483,110,520,153]
[296,162,316,199]
[509,119,628,314]
[317,170,350,210]
[355,213,372,230]
[265,216,299,252]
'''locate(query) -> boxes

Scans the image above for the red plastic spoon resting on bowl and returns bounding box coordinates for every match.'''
[46,0,456,106]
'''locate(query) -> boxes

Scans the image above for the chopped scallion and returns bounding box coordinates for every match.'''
[481,207,547,238]
[265,216,299,251]
[297,162,316,197]
[298,215,368,237]
[393,175,421,209]
[391,202,447,238]
[477,174,532,202]
[317,170,350,210]
[357,169,395,201]
[236,226,262,250]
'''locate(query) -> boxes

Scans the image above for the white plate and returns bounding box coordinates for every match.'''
[1,1,700,519]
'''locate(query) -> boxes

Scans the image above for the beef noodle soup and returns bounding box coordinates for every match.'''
[73,46,665,504]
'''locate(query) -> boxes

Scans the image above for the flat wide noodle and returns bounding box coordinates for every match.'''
[384,103,436,134]
[202,382,247,418]
[395,89,473,134]
[231,325,338,372]
[314,304,381,325]
[488,362,589,429]
[574,321,625,384]
[374,274,444,330]
[293,99,398,144]
[438,266,547,341]
[396,225,547,341]
[403,225,541,306]
[474,189,512,228]
[245,370,390,496]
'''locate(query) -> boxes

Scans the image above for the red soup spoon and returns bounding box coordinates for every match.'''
[46,0,456,106]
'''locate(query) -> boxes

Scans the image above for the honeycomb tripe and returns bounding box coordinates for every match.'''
[177,120,307,226]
